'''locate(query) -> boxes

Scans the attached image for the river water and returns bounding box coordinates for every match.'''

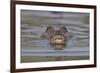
[20,10,90,62]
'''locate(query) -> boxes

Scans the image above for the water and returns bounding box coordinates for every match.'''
[21,10,89,62]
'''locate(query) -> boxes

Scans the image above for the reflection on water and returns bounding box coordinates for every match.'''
[50,44,66,50]
[21,10,90,62]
